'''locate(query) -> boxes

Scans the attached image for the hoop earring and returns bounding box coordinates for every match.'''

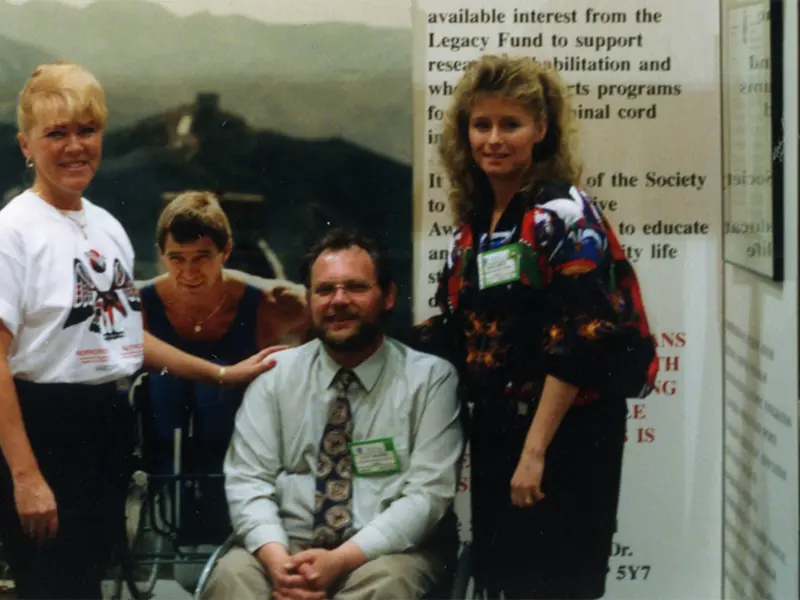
[25,157,33,169]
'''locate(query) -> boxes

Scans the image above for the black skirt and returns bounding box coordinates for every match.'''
[469,394,627,600]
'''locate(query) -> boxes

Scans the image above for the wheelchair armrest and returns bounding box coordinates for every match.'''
[193,533,239,600]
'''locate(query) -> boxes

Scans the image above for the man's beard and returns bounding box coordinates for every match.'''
[312,318,382,353]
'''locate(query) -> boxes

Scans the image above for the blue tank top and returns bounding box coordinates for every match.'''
[139,283,260,453]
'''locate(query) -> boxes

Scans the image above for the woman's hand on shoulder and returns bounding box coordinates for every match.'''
[220,345,290,386]
[257,284,311,349]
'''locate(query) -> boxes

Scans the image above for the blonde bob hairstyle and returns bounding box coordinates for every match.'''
[17,61,108,134]
[439,54,582,225]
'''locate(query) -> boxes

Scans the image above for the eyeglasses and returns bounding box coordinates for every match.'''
[312,280,376,297]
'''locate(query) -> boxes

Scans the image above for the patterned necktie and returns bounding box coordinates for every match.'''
[312,368,357,549]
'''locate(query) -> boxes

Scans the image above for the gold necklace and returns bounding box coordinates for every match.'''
[31,186,88,240]
[192,292,229,333]
[59,209,88,240]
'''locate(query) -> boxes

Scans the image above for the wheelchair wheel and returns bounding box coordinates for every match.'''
[0,540,14,594]
[117,472,163,600]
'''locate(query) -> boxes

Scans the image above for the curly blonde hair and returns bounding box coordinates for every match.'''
[439,54,582,225]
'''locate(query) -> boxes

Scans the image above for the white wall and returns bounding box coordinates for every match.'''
[721,1,799,598]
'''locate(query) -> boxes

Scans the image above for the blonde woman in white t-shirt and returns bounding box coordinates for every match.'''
[0,62,283,600]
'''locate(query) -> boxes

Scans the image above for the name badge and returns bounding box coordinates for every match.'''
[478,243,522,290]
[349,438,401,476]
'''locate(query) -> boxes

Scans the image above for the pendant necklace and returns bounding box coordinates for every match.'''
[59,209,88,240]
[31,186,88,240]
[193,293,229,333]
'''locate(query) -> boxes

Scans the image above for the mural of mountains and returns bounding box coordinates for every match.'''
[0,36,57,117]
[0,0,412,163]
[0,35,56,83]
[0,0,410,79]
[0,0,415,326]
[0,92,414,329]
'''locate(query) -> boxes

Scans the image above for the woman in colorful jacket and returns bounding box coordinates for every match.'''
[415,54,657,599]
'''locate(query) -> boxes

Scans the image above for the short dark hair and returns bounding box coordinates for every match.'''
[156,191,232,253]
[300,228,393,293]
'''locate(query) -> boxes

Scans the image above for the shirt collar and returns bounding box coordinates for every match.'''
[317,337,389,394]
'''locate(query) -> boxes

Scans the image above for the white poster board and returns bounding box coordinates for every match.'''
[412,1,723,596]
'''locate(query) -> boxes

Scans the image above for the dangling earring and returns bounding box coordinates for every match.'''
[25,157,33,169]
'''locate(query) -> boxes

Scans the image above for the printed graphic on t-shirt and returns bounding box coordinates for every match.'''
[64,249,142,341]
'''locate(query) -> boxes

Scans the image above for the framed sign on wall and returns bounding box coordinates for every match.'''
[721,0,784,281]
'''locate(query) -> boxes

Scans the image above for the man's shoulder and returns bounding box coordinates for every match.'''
[250,340,319,389]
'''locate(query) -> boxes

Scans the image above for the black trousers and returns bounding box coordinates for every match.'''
[470,395,627,600]
[0,379,134,599]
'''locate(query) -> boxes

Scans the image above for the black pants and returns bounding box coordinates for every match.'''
[0,379,134,599]
[470,395,627,599]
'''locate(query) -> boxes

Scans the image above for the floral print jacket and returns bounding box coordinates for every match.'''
[415,181,658,407]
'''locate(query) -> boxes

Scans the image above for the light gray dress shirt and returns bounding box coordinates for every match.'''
[225,336,463,560]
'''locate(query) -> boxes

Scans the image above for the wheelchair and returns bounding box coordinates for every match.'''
[119,372,475,600]
[0,370,240,600]
[192,535,473,599]
[114,370,237,600]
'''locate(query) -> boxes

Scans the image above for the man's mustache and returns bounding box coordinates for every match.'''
[323,310,360,322]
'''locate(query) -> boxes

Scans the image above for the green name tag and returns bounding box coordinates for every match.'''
[478,243,522,290]
[349,437,401,476]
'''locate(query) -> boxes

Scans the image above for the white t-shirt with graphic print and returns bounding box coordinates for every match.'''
[0,190,144,384]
